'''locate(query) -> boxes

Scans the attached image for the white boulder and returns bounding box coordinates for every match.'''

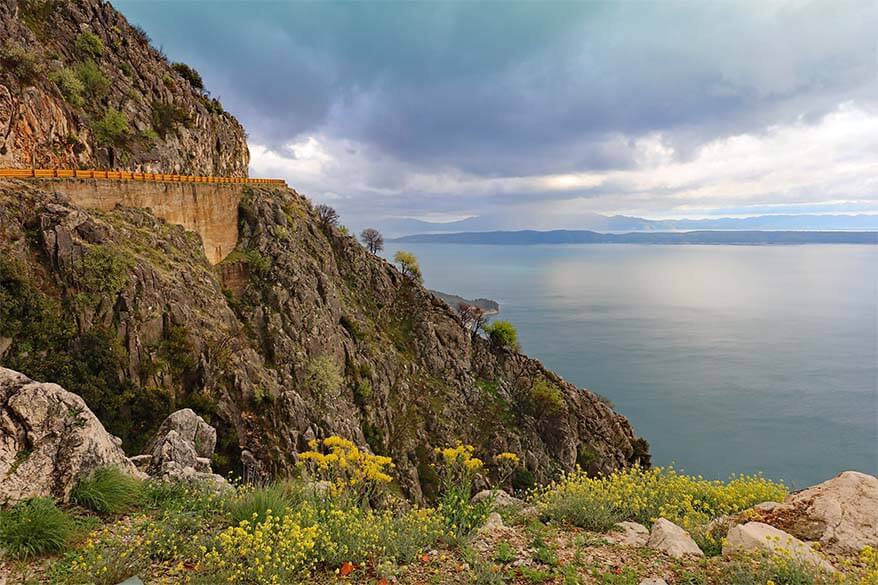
[646,518,704,558]
[724,522,835,572]
[0,367,141,504]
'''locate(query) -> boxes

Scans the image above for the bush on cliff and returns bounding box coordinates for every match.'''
[484,319,519,350]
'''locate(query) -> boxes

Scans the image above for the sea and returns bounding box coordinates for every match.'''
[383,242,878,488]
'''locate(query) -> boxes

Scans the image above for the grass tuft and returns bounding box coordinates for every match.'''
[71,466,143,514]
[0,497,73,559]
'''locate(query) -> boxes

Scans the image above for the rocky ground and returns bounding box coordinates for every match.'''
[1,366,876,584]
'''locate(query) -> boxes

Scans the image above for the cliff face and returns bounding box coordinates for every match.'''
[0,0,249,175]
[0,180,649,500]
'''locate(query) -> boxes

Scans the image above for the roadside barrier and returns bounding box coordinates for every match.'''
[0,168,286,185]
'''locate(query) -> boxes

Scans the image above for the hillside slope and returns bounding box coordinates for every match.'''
[0,179,648,499]
[0,0,248,174]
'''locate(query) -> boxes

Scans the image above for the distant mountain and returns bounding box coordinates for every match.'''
[375,214,878,237]
[430,290,499,314]
[394,230,878,245]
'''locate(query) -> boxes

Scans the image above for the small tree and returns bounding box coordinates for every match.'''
[171,62,204,91]
[315,204,339,229]
[359,228,384,254]
[458,302,487,335]
[394,250,422,283]
[92,109,129,147]
[484,320,518,351]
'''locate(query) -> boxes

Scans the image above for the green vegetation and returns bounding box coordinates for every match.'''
[227,482,297,525]
[0,42,44,84]
[151,101,192,138]
[75,31,105,58]
[0,498,73,559]
[484,319,519,350]
[529,377,566,418]
[49,67,85,106]
[71,466,143,514]
[92,108,129,147]
[393,250,423,283]
[75,60,110,98]
[171,62,204,91]
[305,354,344,398]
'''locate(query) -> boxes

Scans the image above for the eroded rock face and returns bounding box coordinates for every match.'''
[724,522,835,572]
[0,0,248,175]
[0,182,649,501]
[758,471,878,554]
[0,367,139,504]
[646,519,703,558]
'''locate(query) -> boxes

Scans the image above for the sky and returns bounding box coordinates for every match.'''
[116,0,878,229]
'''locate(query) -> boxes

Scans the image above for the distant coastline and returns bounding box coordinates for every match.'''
[395,230,878,246]
[430,290,499,315]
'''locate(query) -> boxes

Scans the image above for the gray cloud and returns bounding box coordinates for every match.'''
[115,0,878,226]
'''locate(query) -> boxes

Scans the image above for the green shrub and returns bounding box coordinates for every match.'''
[72,466,143,514]
[151,101,191,138]
[0,497,73,559]
[0,42,44,83]
[538,488,622,532]
[305,354,344,398]
[49,67,85,106]
[75,60,110,97]
[494,541,516,563]
[393,250,423,283]
[171,62,204,91]
[530,378,566,417]
[91,108,129,147]
[228,483,296,525]
[76,31,104,58]
[484,320,519,350]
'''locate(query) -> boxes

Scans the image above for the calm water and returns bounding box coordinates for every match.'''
[384,243,878,488]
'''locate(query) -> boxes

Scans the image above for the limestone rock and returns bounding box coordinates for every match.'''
[759,471,878,555]
[141,410,224,485]
[144,409,216,460]
[646,519,704,558]
[0,367,140,504]
[609,521,650,547]
[471,489,524,509]
[724,522,835,572]
[639,579,668,585]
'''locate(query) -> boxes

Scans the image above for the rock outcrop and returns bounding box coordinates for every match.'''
[609,521,650,547]
[724,522,835,572]
[0,180,648,501]
[0,366,139,504]
[135,408,224,485]
[756,471,878,555]
[646,519,703,558]
[0,0,248,175]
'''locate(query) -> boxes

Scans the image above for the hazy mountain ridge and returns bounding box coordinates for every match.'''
[394,229,878,245]
[375,213,878,238]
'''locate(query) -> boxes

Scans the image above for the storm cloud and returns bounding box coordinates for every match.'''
[116,0,877,228]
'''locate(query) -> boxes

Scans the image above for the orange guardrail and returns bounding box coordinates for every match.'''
[0,168,286,186]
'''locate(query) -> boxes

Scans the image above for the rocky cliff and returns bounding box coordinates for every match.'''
[0,179,648,500]
[0,0,248,175]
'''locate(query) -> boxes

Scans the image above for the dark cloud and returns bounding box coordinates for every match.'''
[115,0,877,224]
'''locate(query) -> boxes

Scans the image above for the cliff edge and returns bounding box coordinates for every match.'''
[0,0,248,175]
